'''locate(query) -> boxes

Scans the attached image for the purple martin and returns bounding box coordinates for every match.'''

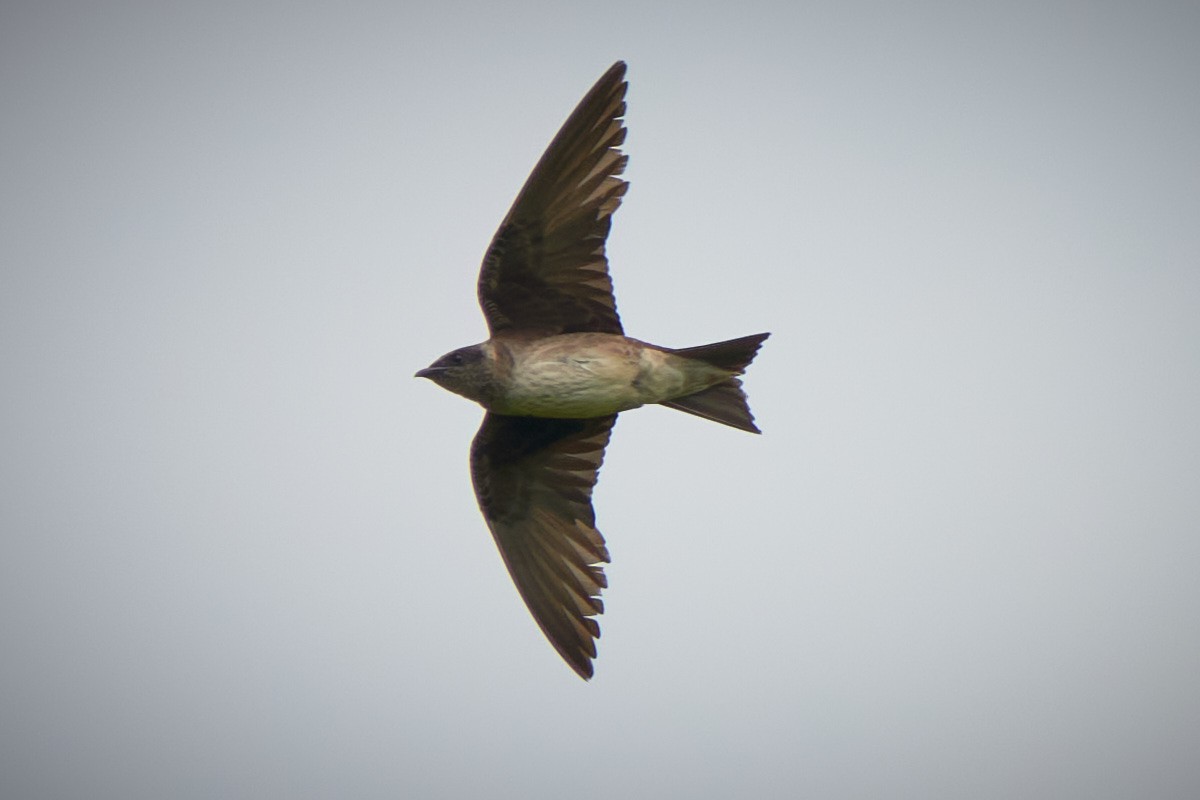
[416,62,768,679]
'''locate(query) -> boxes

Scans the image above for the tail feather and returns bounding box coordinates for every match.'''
[669,332,769,373]
[660,379,760,433]
[660,332,769,434]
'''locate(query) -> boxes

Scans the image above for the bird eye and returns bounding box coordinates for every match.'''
[450,353,465,365]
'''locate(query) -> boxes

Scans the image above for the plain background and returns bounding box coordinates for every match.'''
[2,2,1198,798]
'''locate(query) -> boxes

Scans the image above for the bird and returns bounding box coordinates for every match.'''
[416,61,768,680]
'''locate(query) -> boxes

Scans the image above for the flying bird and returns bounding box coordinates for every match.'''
[416,61,768,679]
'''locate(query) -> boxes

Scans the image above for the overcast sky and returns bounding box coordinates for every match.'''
[2,2,1199,798]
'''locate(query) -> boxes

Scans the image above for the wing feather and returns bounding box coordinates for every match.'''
[477,62,629,336]
[469,414,616,679]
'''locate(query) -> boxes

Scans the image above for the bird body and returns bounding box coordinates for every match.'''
[416,62,768,678]
[421,332,742,418]
[498,334,671,417]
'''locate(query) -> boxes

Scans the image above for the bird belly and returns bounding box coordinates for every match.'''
[497,355,643,417]
[491,336,726,418]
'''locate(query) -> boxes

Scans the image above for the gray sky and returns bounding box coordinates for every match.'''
[3,1,1198,798]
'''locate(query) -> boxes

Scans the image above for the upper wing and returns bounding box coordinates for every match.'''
[469,413,616,679]
[477,62,629,336]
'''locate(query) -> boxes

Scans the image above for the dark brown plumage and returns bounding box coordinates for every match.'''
[417,62,767,679]
[477,62,628,336]
[469,414,614,678]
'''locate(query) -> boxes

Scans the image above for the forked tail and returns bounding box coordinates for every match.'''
[660,333,769,433]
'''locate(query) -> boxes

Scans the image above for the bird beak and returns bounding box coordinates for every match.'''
[414,367,441,379]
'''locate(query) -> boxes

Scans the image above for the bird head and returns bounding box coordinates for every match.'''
[415,344,494,405]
